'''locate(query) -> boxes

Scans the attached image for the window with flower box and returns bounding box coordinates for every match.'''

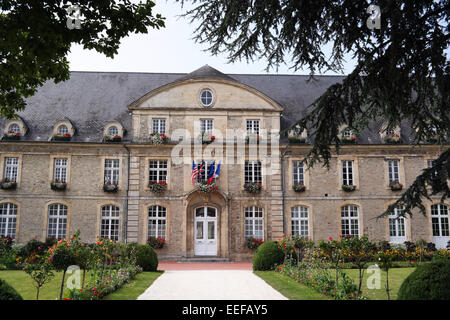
[149,160,168,183]
[152,119,166,134]
[0,203,17,239]
[341,205,359,237]
[8,124,20,134]
[244,206,264,240]
[387,160,400,184]
[4,157,19,182]
[148,206,166,239]
[245,161,262,184]
[104,159,120,185]
[246,120,260,135]
[101,205,120,241]
[200,119,213,134]
[47,204,68,239]
[53,158,68,183]
[57,125,69,135]
[293,161,305,185]
[291,206,309,237]
[342,160,354,186]
[108,126,119,136]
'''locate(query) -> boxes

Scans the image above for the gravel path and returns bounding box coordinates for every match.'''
[137,270,287,300]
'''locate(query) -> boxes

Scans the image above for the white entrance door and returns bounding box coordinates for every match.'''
[194,207,217,256]
[431,204,450,249]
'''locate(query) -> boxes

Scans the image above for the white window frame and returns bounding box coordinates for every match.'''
[148,206,167,239]
[341,205,359,237]
[293,161,304,185]
[244,206,264,240]
[195,160,216,183]
[8,124,20,134]
[291,206,309,237]
[101,205,120,241]
[244,161,262,183]
[200,90,214,107]
[57,125,69,135]
[0,203,18,239]
[152,119,166,134]
[388,160,400,184]
[47,204,68,239]
[342,160,354,185]
[246,120,260,135]
[389,207,406,242]
[53,158,68,183]
[148,160,168,183]
[4,157,19,182]
[200,119,214,134]
[431,204,449,237]
[104,159,120,185]
[108,126,119,136]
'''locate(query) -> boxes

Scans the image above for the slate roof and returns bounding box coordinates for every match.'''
[0,65,424,144]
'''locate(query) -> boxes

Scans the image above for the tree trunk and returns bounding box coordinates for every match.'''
[36,286,40,300]
[358,267,363,297]
[82,269,86,289]
[386,269,390,300]
[59,270,66,300]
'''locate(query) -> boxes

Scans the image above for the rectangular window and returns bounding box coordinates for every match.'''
[388,160,400,184]
[245,161,262,183]
[53,158,68,183]
[291,206,309,237]
[389,207,406,237]
[149,160,168,183]
[196,160,216,183]
[244,207,264,240]
[200,119,213,134]
[47,204,68,239]
[152,119,166,134]
[246,120,260,135]
[4,157,19,182]
[342,160,354,185]
[101,206,120,241]
[341,205,359,237]
[293,161,304,185]
[148,206,167,239]
[104,159,120,184]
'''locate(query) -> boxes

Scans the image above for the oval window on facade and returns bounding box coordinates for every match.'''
[200,89,214,107]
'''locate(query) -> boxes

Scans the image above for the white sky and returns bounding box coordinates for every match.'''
[67,1,356,75]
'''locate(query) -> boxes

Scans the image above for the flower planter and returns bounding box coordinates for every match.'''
[53,134,71,141]
[246,237,264,249]
[147,237,165,249]
[198,133,215,144]
[104,135,122,142]
[244,182,262,193]
[149,181,167,194]
[342,184,356,192]
[384,134,401,144]
[196,181,218,193]
[3,134,21,141]
[51,181,67,191]
[103,183,119,192]
[340,137,357,144]
[288,136,306,144]
[0,180,17,190]
[150,133,168,145]
[389,181,403,191]
[293,183,306,192]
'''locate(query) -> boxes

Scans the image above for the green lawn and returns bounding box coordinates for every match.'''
[0,270,163,300]
[255,267,415,300]
[254,271,329,300]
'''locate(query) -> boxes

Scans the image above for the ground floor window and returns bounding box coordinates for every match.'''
[47,204,67,239]
[431,204,449,237]
[244,206,264,240]
[291,206,309,237]
[101,205,120,241]
[341,205,359,237]
[148,206,167,239]
[389,206,406,243]
[0,203,17,239]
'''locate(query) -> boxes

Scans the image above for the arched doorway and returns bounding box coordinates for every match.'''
[194,206,217,256]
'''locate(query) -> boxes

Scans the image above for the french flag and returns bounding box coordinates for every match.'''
[207,162,221,184]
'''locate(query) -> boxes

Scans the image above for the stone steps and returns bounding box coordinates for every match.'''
[178,257,232,263]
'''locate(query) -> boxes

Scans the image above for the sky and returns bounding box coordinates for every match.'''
[67,1,356,76]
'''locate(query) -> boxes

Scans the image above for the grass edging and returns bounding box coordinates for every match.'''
[103,271,164,300]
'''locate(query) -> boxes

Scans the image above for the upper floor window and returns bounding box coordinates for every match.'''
[200,89,214,107]
[342,128,353,138]
[148,205,167,239]
[152,119,166,134]
[245,161,262,183]
[195,160,216,183]
[244,206,264,240]
[104,159,120,185]
[4,157,19,182]
[47,204,68,239]
[387,160,400,184]
[200,119,213,134]
[101,205,120,241]
[149,160,168,183]
[291,206,309,238]
[293,161,304,185]
[341,205,359,237]
[57,125,69,135]
[8,124,20,134]
[0,203,18,239]
[342,160,354,185]
[108,126,119,136]
[246,120,260,135]
[53,158,68,183]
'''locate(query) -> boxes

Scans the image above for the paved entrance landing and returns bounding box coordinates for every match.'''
[137,269,287,300]
[158,262,252,271]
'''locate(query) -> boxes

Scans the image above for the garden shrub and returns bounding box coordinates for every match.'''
[252,241,285,271]
[0,278,23,300]
[0,251,18,269]
[397,259,450,300]
[135,244,158,271]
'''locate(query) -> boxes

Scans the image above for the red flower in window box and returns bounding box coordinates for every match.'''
[149,181,167,194]
[389,180,403,191]
[150,132,168,145]
[51,179,67,191]
[0,178,18,190]
[244,182,262,193]
[103,181,119,192]
[293,183,306,192]
[247,237,264,249]
[3,131,21,140]
[147,236,166,249]
[53,133,71,141]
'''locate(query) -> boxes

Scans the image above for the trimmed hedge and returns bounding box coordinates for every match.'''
[135,244,158,271]
[397,259,450,300]
[0,278,23,300]
[252,241,285,271]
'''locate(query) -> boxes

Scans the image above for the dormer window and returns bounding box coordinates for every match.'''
[340,126,356,144]
[8,124,20,134]
[381,124,401,144]
[108,126,119,136]
[103,122,124,142]
[288,125,307,144]
[52,121,74,141]
[200,89,214,107]
[3,119,27,141]
[57,125,69,135]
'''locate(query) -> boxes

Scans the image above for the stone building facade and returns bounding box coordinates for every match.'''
[0,66,449,261]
